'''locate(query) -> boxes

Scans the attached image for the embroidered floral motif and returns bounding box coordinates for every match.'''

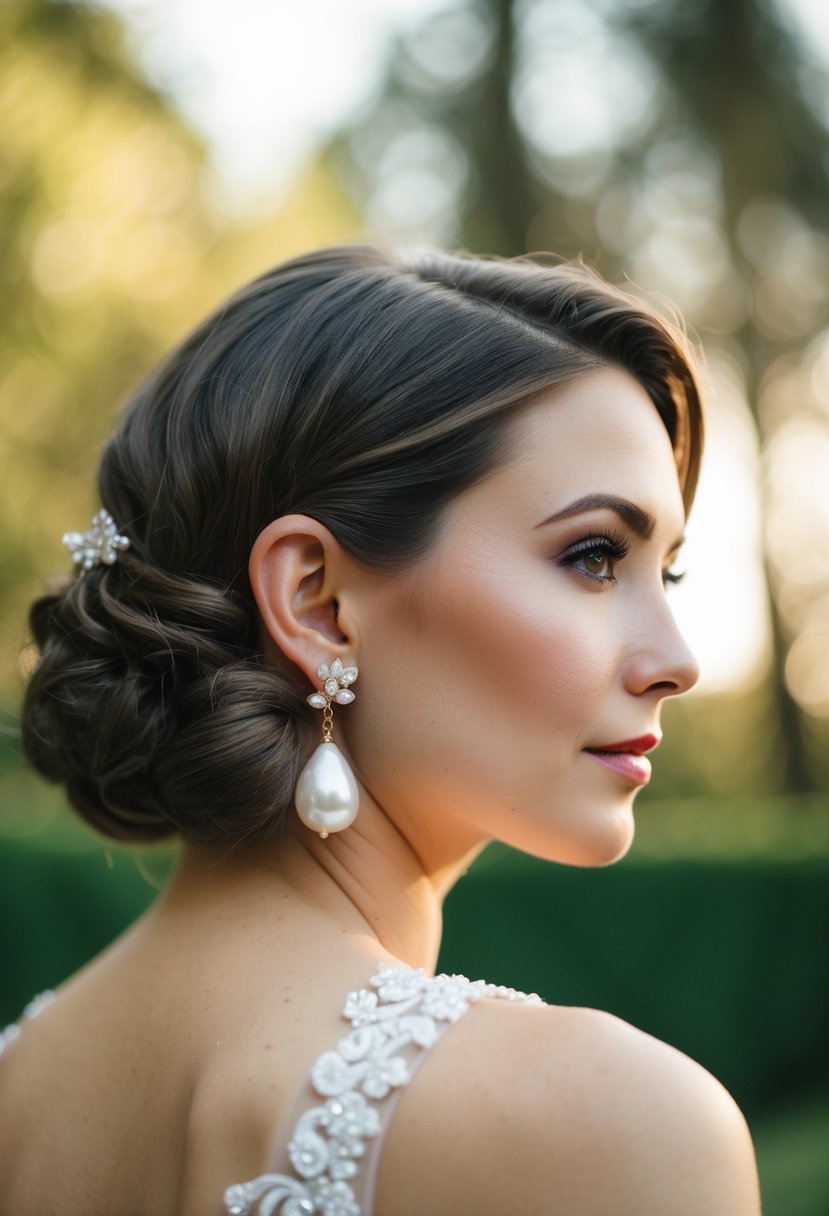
[420,975,476,1022]
[288,1093,380,1182]
[370,965,425,1003]
[224,966,543,1216]
[341,990,378,1027]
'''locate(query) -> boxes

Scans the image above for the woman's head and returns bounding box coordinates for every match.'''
[21,244,703,851]
[332,366,699,871]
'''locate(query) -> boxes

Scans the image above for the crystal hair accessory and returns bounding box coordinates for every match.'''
[62,509,130,573]
[295,658,359,839]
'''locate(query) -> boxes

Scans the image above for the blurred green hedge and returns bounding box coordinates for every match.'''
[440,847,829,1120]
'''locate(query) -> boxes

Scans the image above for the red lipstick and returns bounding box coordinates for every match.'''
[587,734,660,756]
[583,735,660,786]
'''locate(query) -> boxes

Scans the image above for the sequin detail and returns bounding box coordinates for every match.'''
[224,966,542,1216]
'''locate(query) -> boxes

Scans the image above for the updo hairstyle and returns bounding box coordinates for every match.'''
[21,245,703,846]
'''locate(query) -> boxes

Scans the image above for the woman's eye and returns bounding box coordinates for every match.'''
[662,568,686,587]
[562,533,685,589]
[562,534,630,584]
[581,549,612,578]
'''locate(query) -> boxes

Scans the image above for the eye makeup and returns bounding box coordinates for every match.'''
[557,528,687,589]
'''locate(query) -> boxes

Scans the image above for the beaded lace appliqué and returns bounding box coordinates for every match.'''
[224,965,542,1216]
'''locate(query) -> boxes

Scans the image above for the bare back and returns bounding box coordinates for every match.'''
[0,889,761,1216]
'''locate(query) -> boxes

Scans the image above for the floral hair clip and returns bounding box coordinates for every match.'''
[62,509,130,573]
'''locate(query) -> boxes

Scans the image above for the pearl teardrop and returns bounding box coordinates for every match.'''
[295,742,359,837]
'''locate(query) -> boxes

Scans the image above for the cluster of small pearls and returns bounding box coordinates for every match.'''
[480,983,543,1005]
[62,509,129,572]
[306,658,357,710]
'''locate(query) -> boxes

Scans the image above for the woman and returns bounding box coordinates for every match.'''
[1,245,761,1214]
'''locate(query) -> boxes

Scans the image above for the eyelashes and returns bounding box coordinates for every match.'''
[662,568,686,586]
[560,530,686,587]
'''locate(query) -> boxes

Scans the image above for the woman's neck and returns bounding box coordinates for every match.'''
[154,799,486,975]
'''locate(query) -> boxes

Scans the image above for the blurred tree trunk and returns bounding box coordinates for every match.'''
[460,0,537,255]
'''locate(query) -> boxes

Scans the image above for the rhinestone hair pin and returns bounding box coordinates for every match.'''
[62,509,130,573]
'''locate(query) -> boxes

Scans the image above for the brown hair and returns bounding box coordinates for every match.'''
[21,245,703,845]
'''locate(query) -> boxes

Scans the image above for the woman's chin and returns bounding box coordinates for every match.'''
[512,803,636,869]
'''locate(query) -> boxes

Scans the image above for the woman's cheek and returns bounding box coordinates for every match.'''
[480,588,616,729]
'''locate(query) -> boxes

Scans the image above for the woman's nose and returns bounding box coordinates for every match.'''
[624,597,700,698]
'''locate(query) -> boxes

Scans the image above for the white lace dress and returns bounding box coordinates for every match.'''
[224,966,544,1216]
[1,966,543,1216]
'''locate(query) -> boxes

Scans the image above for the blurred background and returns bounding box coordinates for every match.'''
[1,0,828,1209]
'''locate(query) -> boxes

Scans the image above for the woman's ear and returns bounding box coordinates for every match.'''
[249,515,356,687]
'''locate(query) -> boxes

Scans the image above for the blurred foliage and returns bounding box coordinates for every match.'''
[329,0,829,795]
[0,0,358,710]
[0,0,216,644]
[752,1093,829,1216]
[3,0,827,804]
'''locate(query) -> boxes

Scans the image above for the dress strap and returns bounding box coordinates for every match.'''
[223,966,542,1216]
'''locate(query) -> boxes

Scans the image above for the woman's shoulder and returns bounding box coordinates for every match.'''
[376,994,762,1216]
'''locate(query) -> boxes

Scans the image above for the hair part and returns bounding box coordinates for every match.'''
[21,244,704,846]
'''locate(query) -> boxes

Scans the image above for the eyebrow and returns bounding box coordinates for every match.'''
[536,493,685,551]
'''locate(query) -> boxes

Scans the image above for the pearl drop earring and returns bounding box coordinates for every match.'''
[295,658,359,839]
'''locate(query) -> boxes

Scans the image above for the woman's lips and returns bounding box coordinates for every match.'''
[589,734,660,755]
[585,750,652,785]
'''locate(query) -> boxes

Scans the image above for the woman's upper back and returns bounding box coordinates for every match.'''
[0,924,761,1216]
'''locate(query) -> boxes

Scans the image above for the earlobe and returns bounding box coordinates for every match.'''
[248,515,354,686]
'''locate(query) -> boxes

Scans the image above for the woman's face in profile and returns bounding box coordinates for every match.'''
[347,367,699,869]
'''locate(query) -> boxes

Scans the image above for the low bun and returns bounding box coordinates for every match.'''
[22,556,312,844]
